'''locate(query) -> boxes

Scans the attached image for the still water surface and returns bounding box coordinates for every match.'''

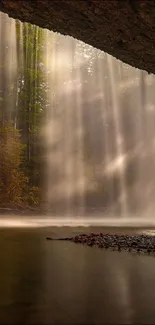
[0,226,155,324]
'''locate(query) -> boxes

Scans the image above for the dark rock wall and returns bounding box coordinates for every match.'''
[1,0,155,73]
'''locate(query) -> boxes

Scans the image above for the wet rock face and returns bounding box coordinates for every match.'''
[1,0,155,74]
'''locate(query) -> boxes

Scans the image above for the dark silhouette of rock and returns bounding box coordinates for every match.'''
[46,233,155,256]
[1,1,155,74]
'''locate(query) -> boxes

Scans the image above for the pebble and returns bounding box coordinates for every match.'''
[70,233,155,256]
[46,233,155,256]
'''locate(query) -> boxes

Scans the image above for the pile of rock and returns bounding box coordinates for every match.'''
[70,233,155,255]
[46,233,155,255]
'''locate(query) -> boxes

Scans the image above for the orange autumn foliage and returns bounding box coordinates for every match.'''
[0,121,28,206]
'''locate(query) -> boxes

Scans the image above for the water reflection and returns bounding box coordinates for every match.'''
[0,228,155,324]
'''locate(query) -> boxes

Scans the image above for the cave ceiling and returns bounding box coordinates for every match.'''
[1,0,155,73]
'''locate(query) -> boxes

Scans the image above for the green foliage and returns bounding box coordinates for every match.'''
[0,17,48,209]
[25,186,41,206]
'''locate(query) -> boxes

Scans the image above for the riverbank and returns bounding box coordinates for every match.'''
[0,207,43,216]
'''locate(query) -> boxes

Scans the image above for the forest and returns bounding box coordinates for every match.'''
[0,15,47,210]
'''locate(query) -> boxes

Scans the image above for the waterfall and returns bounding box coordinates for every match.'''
[1,11,155,222]
[0,12,17,122]
[43,30,155,220]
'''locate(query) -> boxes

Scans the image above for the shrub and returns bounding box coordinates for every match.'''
[0,121,28,206]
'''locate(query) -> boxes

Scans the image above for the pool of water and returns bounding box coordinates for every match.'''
[0,226,155,324]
